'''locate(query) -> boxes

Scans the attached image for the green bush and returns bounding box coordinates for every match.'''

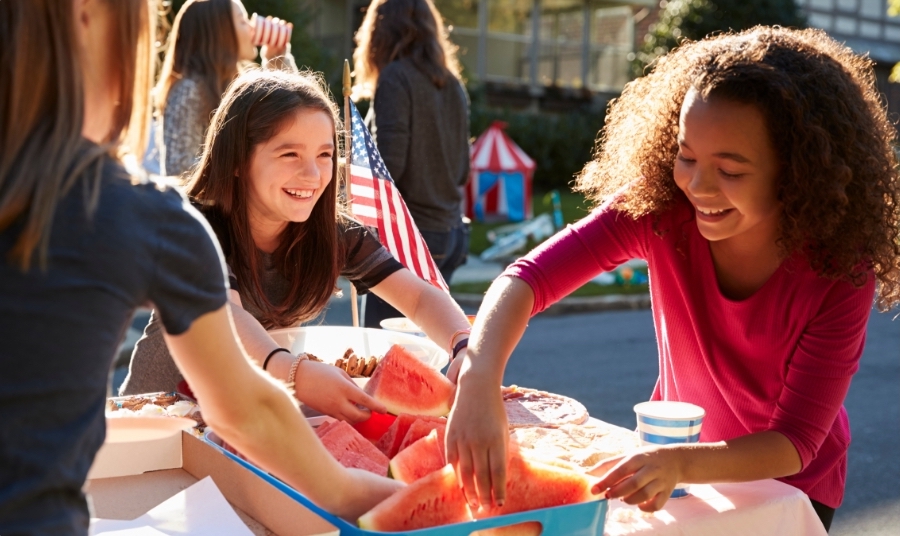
[468,89,605,192]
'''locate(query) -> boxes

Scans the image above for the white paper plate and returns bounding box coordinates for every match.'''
[266,326,448,371]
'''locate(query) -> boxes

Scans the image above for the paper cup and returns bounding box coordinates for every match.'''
[250,13,292,49]
[379,317,426,338]
[634,400,705,498]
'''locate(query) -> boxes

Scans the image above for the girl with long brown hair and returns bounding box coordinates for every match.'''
[122,68,473,422]
[156,0,294,177]
[446,27,900,532]
[0,1,400,532]
[352,0,472,329]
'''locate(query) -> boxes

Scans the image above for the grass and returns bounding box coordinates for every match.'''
[467,189,593,255]
[451,279,649,297]
[457,190,650,297]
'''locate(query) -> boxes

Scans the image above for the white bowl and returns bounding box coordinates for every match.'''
[379,317,426,337]
[266,326,447,371]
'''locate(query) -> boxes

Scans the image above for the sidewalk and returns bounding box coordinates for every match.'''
[451,256,651,315]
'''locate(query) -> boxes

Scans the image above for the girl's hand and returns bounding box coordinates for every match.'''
[445,368,509,509]
[292,360,386,422]
[588,446,685,512]
[445,348,465,383]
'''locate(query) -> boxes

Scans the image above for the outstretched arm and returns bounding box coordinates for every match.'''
[445,276,534,509]
[369,268,471,373]
[163,305,403,520]
[227,289,385,422]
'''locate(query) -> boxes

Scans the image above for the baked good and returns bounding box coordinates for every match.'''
[502,385,589,428]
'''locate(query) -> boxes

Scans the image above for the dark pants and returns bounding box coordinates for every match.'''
[364,222,469,329]
[810,499,836,532]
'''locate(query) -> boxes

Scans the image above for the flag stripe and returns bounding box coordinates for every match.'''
[347,101,449,292]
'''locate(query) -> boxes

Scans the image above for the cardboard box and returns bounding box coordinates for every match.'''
[86,431,338,536]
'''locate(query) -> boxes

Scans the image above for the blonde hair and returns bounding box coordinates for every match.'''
[353,0,462,98]
[0,0,155,270]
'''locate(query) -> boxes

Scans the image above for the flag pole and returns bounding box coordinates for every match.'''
[343,59,360,328]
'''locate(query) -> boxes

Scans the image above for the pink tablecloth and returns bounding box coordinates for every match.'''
[603,478,827,536]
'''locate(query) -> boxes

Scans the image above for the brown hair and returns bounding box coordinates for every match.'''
[155,0,241,120]
[576,26,900,310]
[186,69,347,328]
[353,0,462,98]
[0,0,154,270]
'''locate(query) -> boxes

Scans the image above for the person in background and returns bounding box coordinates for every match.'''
[445,27,900,533]
[121,68,473,420]
[0,1,401,533]
[352,0,471,329]
[156,0,295,177]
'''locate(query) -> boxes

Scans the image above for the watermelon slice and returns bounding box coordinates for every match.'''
[318,421,390,476]
[364,345,455,417]
[359,464,473,531]
[389,429,446,484]
[376,414,445,458]
[473,453,596,520]
[314,421,333,438]
[397,417,446,454]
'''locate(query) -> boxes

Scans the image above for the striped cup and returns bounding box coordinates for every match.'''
[634,400,705,498]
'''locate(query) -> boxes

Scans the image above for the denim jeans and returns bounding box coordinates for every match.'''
[364,222,469,329]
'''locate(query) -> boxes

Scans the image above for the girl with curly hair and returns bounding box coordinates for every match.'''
[446,26,900,532]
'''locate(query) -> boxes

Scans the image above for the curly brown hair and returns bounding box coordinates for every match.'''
[576,26,900,311]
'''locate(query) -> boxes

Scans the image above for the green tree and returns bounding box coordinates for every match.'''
[634,0,805,77]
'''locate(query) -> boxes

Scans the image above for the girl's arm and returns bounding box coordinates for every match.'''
[445,276,534,509]
[588,432,801,511]
[227,289,386,421]
[163,305,403,520]
[369,268,471,368]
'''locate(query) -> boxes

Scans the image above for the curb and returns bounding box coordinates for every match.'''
[451,292,651,315]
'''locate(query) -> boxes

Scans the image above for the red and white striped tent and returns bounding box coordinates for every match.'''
[465,121,535,222]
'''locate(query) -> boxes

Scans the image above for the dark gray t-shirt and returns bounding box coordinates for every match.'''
[0,157,227,535]
[368,58,470,232]
[120,215,403,396]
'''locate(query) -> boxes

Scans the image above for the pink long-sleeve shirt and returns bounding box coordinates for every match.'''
[504,200,874,508]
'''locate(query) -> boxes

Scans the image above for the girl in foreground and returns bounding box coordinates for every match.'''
[0,1,399,532]
[156,0,295,176]
[446,26,900,532]
[122,68,472,421]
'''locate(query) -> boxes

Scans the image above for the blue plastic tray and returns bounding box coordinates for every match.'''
[204,433,607,535]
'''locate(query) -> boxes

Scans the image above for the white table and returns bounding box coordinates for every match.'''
[603,478,827,536]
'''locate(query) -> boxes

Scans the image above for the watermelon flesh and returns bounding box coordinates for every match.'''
[473,453,596,519]
[364,344,455,417]
[317,420,390,476]
[358,464,473,532]
[389,429,446,484]
[397,417,446,454]
[376,413,445,458]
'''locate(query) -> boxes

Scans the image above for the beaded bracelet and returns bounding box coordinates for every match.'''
[287,353,309,387]
[262,347,291,371]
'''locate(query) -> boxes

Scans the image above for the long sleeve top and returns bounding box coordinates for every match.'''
[368,58,470,231]
[504,199,875,508]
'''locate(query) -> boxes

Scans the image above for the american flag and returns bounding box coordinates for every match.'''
[347,101,449,292]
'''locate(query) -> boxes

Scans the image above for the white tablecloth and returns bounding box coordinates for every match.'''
[603,478,827,536]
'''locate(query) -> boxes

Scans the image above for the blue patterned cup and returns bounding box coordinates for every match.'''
[634,401,705,498]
